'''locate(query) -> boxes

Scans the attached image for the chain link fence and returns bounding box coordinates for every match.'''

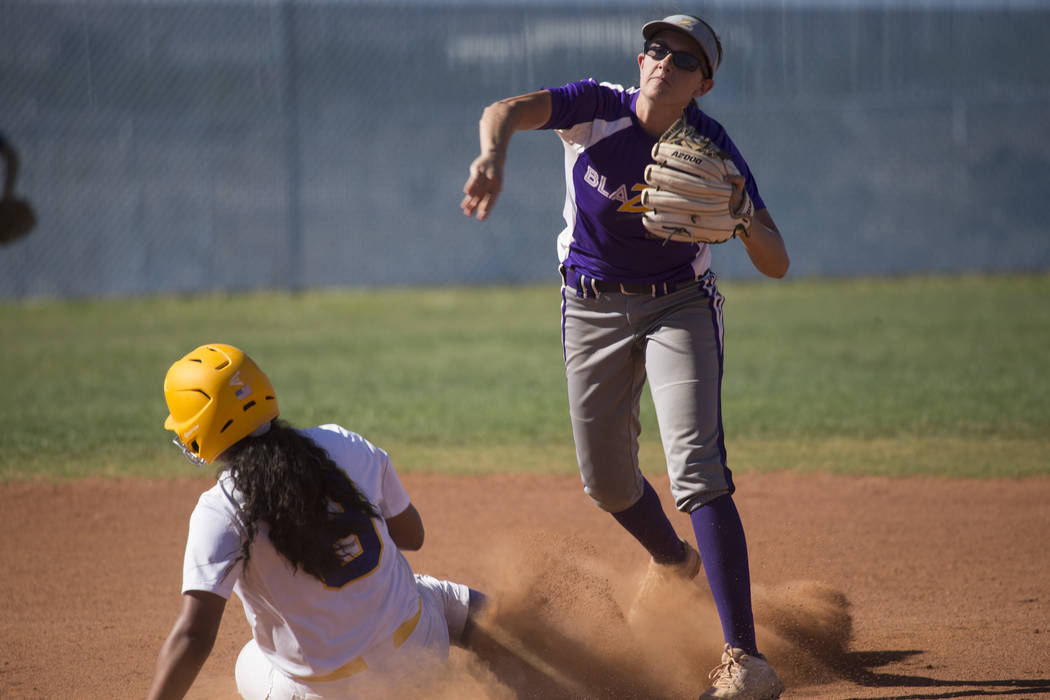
[2,1,1048,298]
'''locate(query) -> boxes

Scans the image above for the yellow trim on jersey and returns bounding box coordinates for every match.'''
[295,655,369,683]
[392,596,423,648]
[290,596,422,683]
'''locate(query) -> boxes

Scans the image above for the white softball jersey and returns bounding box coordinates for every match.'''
[181,424,468,695]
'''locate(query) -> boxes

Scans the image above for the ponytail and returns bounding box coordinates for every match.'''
[219,419,380,581]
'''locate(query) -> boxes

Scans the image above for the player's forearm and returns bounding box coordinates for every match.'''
[739,210,789,278]
[463,91,552,221]
[145,628,215,700]
[477,91,552,162]
[477,102,514,163]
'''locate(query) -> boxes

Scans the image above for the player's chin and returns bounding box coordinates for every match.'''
[641,82,672,100]
[646,79,686,100]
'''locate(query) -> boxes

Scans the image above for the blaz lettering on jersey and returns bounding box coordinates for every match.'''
[618,184,649,213]
[584,165,630,204]
[584,166,648,213]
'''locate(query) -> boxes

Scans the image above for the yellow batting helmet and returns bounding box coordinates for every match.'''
[163,343,279,465]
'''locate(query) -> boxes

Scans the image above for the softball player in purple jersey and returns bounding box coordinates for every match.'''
[463,14,788,699]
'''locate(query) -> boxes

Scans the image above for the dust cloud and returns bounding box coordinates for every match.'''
[409,529,854,699]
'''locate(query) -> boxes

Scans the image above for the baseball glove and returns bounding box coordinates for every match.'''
[641,117,753,244]
[0,197,37,245]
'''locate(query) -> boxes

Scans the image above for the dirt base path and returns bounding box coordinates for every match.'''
[2,471,1049,699]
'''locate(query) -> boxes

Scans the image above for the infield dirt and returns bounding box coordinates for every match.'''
[1,471,1048,699]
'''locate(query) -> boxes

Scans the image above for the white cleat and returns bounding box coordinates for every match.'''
[698,644,785,700]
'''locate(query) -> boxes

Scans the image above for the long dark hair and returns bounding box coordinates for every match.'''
[218,419,380,581]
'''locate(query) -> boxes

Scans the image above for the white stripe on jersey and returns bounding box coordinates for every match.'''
[554,104,636,264]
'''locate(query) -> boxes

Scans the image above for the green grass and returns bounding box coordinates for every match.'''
[1,274,1047,480]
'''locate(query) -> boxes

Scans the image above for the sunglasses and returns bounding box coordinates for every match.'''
[644,40,709,78]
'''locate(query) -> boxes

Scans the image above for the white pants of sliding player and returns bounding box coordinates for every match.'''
[235,574,470,700]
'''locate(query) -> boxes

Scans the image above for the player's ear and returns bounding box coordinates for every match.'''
[693,78,714,99]
[637,53,646,70]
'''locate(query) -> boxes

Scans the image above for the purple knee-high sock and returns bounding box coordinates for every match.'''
[611,478,686,564]
[690,494,759,656]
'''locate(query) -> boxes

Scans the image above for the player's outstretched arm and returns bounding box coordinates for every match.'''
[461,90,552,221]
[146,591,226,700]
[738,207,789,278]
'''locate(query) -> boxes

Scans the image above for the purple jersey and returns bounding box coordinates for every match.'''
[541,79,764,285]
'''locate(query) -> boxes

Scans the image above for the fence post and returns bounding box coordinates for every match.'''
[280,0,303,292]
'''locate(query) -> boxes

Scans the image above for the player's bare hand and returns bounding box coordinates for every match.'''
[461,153,504,221]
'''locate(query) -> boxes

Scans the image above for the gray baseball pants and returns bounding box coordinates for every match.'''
[560,271,734,514]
